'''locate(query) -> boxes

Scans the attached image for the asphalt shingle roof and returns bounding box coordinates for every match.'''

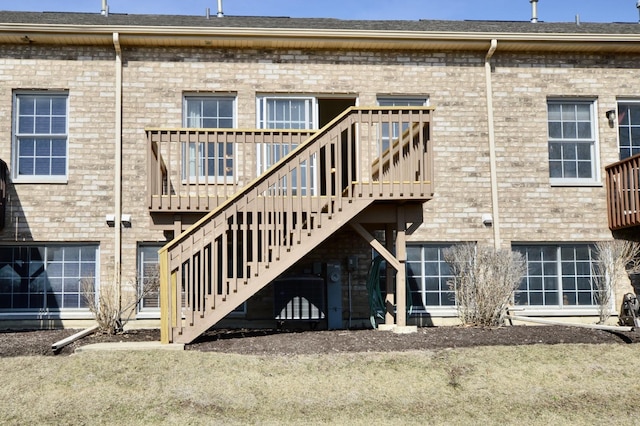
[2,10,640,35]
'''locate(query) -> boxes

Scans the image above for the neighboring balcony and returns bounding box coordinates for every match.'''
[606,153,640,231]
[147,128,316,212]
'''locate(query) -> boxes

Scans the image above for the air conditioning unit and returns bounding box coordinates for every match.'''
[273,275,325,320]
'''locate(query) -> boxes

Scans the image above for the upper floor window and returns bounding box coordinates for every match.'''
[513,244,598,308]
[377,96,429,152]
[547,100,599,185]
[257,96,316,129]
[617,101,640,160]
[0,244,97,312]
[182,95,235,182]
[13,92,68,182]
[184,96,235,128]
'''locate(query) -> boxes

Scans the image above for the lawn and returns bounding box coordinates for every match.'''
[0,344,637,425]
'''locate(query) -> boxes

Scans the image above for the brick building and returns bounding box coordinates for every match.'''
[0,9,639,342]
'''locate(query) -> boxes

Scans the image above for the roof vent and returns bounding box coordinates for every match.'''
[101,0,109,16]
[217,0,224,18]
[530,0,538,23]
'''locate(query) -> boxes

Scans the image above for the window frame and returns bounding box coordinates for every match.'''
[512,243,601,315]
[376,96,429,153]
[12,91,69,183]
[547,99,600,186]
[256,95,317,130]
[405,243,457,313]
[0,244,98,318]
[182,94,236,184]
[136,244,162,316]
[616,100,640,160]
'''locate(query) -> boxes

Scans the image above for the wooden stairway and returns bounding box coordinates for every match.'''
[159,106,434,344]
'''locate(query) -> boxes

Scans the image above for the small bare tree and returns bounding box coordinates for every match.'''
[592,240,640,324]
[82,267,159,334]
[444,243,526,327]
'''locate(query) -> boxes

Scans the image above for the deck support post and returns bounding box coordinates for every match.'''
[385,225,395,326]
[395,206,407,328]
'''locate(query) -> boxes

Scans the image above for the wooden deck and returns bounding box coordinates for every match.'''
[157,107,435,344]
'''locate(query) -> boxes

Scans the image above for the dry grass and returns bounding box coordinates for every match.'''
[0,344,638,425]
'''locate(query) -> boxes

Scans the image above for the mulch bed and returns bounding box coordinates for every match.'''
[1,324,639,357]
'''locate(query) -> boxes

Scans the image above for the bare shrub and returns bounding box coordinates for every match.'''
[82,269,159,334]
[444,243,526,327]
[592,240,640,324]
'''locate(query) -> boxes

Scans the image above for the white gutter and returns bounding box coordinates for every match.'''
[485,39,501,250]
[113,32,123,313]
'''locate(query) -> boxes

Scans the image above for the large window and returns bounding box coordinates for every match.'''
[182,95,235,182]
[257,96,316,129]
[617,101,640,160]
[0,245,97,312]
[13,93,68,181]
[377,97,428,152]
[513,244,598,308]
[406,244,455,310]
[547,100,598,184]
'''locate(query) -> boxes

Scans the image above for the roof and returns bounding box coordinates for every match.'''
[1,10,640,53]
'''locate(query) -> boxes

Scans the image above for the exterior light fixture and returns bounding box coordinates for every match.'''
[606,109,616,128]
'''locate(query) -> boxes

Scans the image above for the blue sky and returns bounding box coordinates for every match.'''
[1,0,639,23]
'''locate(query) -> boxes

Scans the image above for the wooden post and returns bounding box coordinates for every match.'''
[395,206,406,327]
[159,248,170,344]
[385,224,395,326]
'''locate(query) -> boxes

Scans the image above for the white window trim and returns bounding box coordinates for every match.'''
[512,243,602,314]
[616,99,640,161]
[182,94,237,184]
[0,244,99,319]
[182,94,237,128]
[256,95,318,129]
[547,99,601,186]
[376,96,430,107]
[12,91,69,184]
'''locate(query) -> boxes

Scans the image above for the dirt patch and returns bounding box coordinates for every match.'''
[1,325,639,357]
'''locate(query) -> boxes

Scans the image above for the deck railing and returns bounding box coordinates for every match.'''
[159,106,434,343]
[147,128,316,212]
[606,153,640,230]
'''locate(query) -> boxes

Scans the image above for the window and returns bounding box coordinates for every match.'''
[138,245,161,311]
[256,143,316,196]
[406,244,455,310]
[0,245,97,312]
[182,96,235,182]
[377,97,429,152]
[184,96,234,128]
[513,244,598,308]
[547,100,598,184]
[137,244,245,315]
[13,93,68,181]
[617,101,640,160]
[256,96,317,194]
[257,96,316,129]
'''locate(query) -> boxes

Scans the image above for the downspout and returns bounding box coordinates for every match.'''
[485,39,501,250]
[113,33,123,315]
